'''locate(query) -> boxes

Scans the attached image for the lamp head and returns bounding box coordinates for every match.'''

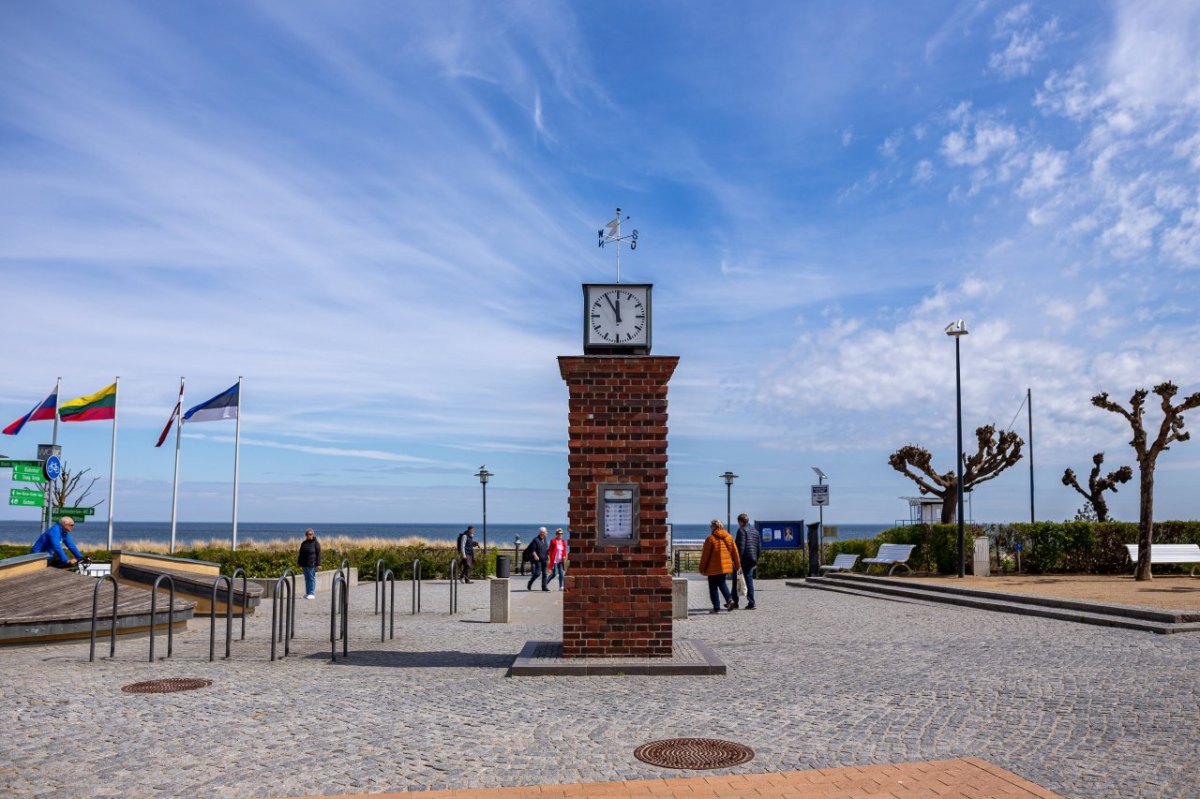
[811,466,826,479]
[945,320,969,337]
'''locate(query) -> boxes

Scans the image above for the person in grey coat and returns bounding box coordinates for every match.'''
[733,513,762,609]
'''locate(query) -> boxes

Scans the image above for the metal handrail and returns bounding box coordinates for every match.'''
[148,574,177,662]
[230,567,248,640]
[380,568,395,641]
[210,575,233,661]
[448,557,458,614]
[374,558,386,613]
[89,574,119,662]
[411,558,422,614]
[270,571,294,661]
[282,568,297,638]
[330,570,349,661]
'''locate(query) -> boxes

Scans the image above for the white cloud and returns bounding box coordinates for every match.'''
[989,4,1060,79]
[912,159,935,184]
[1017,147,1067,196]
[1106,0,1200,111]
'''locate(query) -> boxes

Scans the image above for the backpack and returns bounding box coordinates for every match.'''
[522,538,537,562]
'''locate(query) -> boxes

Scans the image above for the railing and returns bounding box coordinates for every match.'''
[230,567,248,641]
[411,559,422,614]
[330,570,349,662]
[270,569,295,662]
[148,574,177,662]
[374,558,386,614]
[448,558,458,614]
[89,574,119,662]
[379,568,395,641]
[210,575,233,662]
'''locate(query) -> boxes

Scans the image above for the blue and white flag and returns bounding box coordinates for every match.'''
[184,383,239,423]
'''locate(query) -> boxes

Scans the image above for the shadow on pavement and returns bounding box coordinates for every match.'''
[306,649,516,668]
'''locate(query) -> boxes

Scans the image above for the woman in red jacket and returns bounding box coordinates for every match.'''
[699,519,741,614]
[547,528,569,590]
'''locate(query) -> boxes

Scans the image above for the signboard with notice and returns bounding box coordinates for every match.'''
[756,519,805,549]
[597,483,640,546]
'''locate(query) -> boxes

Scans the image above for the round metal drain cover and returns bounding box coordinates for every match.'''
[633,737,755,770]
[121,678,212,694]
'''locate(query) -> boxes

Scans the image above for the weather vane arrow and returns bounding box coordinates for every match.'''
[597,207,638,283]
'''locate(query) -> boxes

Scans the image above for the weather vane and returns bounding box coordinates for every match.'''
[597,207,638,283]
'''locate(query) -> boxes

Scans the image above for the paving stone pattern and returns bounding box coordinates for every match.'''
[0,578,1196,798]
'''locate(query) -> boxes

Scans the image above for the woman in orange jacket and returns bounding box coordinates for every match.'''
[699,519,741,613]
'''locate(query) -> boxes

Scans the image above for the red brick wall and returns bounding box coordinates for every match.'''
[558,356,679,658]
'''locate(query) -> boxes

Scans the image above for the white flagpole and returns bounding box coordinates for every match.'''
[170,378,185,554]
[231,376,242,551]
[106,376,119,551]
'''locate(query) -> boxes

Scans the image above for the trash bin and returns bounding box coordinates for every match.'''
[495,555,511,579]
[807,522,821,577]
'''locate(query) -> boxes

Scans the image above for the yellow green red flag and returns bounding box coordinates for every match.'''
[59,383,117,422]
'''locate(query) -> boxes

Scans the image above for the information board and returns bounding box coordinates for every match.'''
[756,519,805,549]
[597,483,640,546]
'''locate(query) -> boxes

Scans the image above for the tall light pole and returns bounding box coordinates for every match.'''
[475,466,492,576]
[720,471,738,530]
[945,320,969,578]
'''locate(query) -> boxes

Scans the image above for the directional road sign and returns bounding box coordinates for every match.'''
[10,488,45,507]
[11,464,44,482]
[57,506,96,517]
[0,459,41,469]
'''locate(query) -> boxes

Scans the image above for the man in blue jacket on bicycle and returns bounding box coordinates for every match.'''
[31,516,83,568]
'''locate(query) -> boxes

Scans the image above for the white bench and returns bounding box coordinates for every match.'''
[819,553,860,573]
[862,544,915,575]
[1124,544,1200,577]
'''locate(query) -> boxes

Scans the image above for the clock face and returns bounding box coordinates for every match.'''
[585,285,651,352]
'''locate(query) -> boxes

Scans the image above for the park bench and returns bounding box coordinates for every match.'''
[1124,544,1200,577]
[819,553,860,573]
[862,543,916,575]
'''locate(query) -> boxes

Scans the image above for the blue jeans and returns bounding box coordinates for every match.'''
[527,560,547,590]
[302,566,317,596]
[550,562,565,589]
[707,574,732,610]
[738,564,756,606]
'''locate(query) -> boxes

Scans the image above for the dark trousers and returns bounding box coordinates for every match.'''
[707,574,732,610]
[527,560,548,590]
[732,564,757,606]
[459,556,474,581]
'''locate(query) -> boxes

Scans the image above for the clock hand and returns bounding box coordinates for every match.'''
[605,293,622,324]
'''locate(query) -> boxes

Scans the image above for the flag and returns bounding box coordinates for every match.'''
[2,388,58,435]
[604,216,620,237]
[184,383,239,423]
[59,383,117,423]
[156,381,184,447]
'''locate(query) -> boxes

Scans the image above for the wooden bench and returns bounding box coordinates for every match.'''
[819,553,860,573]
[862,544,916,575]
[1124,544,1200,577]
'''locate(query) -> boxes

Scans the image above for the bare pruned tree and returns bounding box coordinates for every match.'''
[888,425,1024,523]
[1061,452,1132,523]
[32,463,103,515]
[1092,381,1200,581]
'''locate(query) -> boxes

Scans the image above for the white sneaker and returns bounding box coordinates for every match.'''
[305,594,315,600]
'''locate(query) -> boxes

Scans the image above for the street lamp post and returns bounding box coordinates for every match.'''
[474,466,492,576]
[720,471,738,530]
[945,320,969,578]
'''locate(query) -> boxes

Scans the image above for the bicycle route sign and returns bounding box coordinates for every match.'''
[9,488,45,507]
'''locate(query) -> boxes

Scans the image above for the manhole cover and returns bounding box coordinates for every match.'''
[121,678,212,694]
[633,737,755,770]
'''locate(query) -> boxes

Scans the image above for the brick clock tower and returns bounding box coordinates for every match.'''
[559,283,677,658]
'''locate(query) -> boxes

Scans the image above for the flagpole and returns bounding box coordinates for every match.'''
[170,378,185,554]
[231,376,242,551]
[106,376,119,551]
[44,376,61,530]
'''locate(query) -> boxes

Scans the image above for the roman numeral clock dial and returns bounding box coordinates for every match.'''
[583,284,652,355]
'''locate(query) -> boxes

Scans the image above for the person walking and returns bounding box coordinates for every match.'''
[733,513,762,609]
[457,526,478,583]
[297,528,321,599]
[699,519,740,613]
[31,516,83,569]
[524,527,550,591]
[547,528,569,590]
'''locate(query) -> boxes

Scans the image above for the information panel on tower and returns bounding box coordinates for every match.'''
[597,483,640,546]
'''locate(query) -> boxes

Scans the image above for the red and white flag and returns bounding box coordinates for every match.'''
[155,380,184,447]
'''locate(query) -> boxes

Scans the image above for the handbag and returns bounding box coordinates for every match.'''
[735,569,747,596]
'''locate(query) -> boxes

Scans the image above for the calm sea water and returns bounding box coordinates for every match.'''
[0,520,889,549]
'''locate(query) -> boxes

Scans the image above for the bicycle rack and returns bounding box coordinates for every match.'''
[374,558,386,614]
[411,559,422,614]
[380,568,395,641]
[230,567,248,640]
[448,557,458,615]
[148,574,177,662]
[89,574,119,662]
[210,575,233,661]
[270,570,295,662]
[330,570,349,661]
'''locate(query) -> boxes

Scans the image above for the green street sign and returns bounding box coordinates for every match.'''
[10,487,44,499]
[9,494,44,507]
[57,506,95,517]
[0,459,40,469]
[11,464,43,482]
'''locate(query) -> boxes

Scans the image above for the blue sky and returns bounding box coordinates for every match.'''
[2,1,1199,526]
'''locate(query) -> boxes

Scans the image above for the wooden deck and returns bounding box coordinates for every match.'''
[0,567,194,644]
[116,562,264,615]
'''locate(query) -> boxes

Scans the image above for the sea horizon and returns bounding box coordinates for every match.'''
[0,520,892,548]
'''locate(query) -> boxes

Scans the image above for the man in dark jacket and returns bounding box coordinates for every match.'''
[733,513,762,609]
[524,527,550,591]
[457,527,478,583]
[297,528,321,599]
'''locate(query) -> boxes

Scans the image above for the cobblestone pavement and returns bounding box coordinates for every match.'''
[1,577,1196,799]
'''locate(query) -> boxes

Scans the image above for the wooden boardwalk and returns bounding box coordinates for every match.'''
[0,567,194,644]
